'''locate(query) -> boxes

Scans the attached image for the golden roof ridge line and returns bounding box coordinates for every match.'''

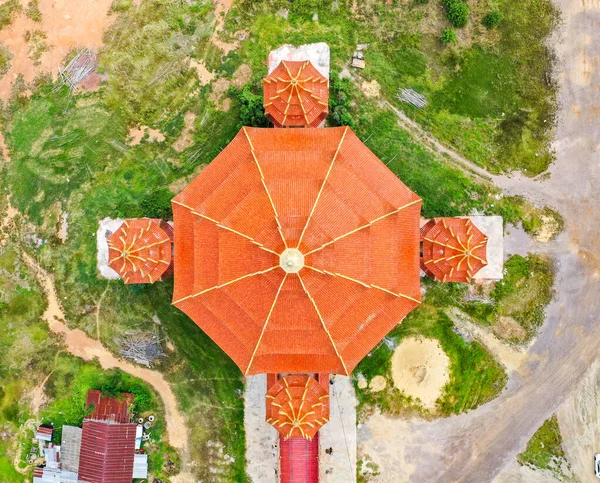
[242,127,288,248]
[245,273,288,375]
[305,198,421,256]
[296,127,349,249]
[297,273,349,375]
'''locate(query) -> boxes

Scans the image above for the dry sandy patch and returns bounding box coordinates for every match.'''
[391,337,450,410]
[127,126,166,146]
[369,375,387,392]
[0,0,115,100]
[188,58,215,85]
[361,79,381,98]
[232,63,251,88]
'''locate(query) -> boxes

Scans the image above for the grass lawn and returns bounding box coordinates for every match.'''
[518,415,570,478]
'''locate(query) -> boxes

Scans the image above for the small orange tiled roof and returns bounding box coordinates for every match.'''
[172,127,422,375]
[263,60,328,128]
[266,375,329,440]
[421,218,488,282]
[108,218,173,284]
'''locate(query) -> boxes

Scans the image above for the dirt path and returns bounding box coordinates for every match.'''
[359,0,600,480]
[20,250,194,477]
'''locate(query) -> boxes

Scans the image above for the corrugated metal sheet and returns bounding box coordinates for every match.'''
[107,218,174,284]
[172,127,422,375]
[421,218,488,282]
[132,453,148,479]
[85,390,134,423]
[78,421,137,483]
[279,435,319,483]
[264,60,328,128]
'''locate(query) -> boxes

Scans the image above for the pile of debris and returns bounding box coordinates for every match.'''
[351,43,369,69]
[119,330,166,367]
[397,88,428,108]
[56,49,98,91]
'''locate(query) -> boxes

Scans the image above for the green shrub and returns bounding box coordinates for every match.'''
[237,85,269,127]
[140,187,173,220]
[0,45,11,77]
[443,0,469,28]
[328,71,354,127]
[483,10,504,28]
[414,0,429,4]
[440,28,457,44]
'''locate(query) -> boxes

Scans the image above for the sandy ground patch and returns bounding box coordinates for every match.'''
[369,375,387,392]
[361,79,381,98]
[127,126,166,146]
[56,211,68,243]
[0,0,115,100]
[391,337,450,410]
[210,77,231,110]
[188,58,215,85]
[0,132,10,164]
[210,0,243,55]
[533,214,563,243]
[173,112,196,153]
[232,63,251,88]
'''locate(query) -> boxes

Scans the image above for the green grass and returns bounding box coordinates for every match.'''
[463,254,555,342]
[518,415,570,477]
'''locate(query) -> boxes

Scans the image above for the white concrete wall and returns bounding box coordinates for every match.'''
[268,43,330,79]
[96,217,123,279]
[244,374,279,483]
[320,375,357,483]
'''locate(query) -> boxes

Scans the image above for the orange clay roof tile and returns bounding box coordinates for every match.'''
[107,218,173,284]
[421,217,488,283]
[172,127,422,375]
[264,60,328,128]
[266,375,329,440]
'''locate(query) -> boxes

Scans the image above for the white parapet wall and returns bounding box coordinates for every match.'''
[245,374,279,483]
[96,217,123,280]
[466,215,504,280]
[320,375,357,483]
[268,42,330,80]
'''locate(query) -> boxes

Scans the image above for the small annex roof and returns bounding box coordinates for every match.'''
[266,376,329,440]
[263,60,329,128]
[85,390,134,424]
[421,217,488,282]
[107,218,173,284]
[171,127,422,375]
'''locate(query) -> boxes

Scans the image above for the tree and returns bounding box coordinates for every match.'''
[238,85,269,127]
[483,10,504,28]
[328,71,354,128]
[440,28,457,44]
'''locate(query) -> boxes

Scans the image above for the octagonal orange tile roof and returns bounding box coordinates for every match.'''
[266,375,329,440]
[263,60,328,128]
[421,217,488,282]
[108,218,173,284]
[172,127,422,375]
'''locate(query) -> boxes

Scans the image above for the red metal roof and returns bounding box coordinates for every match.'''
[264,60,328,128]
[36,426,53,435]
[421,217,488,282]
[279,435,319,483]
[172,126,422,375]
[78,421,137,483]
[107,218,173,284]
[85,390,134,423]
[266,375,329,440]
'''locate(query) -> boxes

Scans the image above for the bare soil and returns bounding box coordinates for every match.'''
[127,126,166,146]
[390,337,449,410]
[188,58,215,86]
[173,112,196,153]
[369,375,387,392]
[0,0,115,100]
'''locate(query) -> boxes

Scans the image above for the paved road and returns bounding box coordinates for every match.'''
[359,1,600,481]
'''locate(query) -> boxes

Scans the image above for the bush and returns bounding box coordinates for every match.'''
[140,188,173,220]
[328,71,354,128]
[483,10,504,28]
[414,0,429,4]
[443,0,469,28]
[237,85,269,127]
[440,28,457,44]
